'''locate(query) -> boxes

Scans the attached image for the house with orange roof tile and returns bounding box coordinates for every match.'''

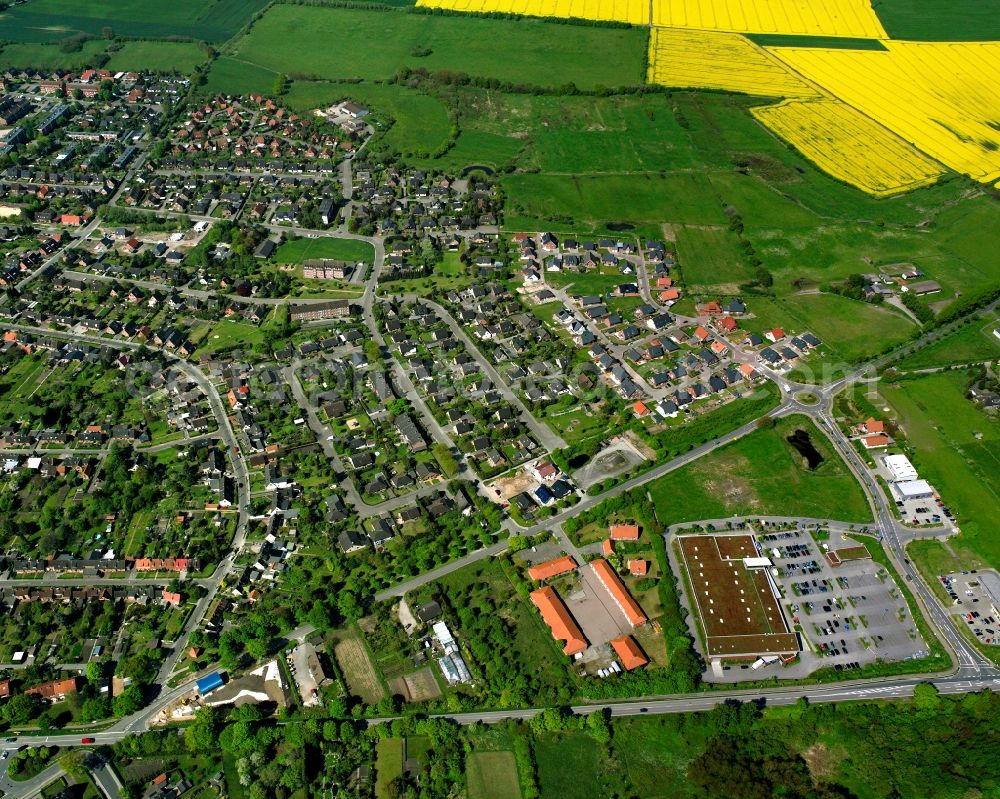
[765,328,785,342]
[628,559,648,576]
[602,539,614,556]
[693,325,711,342]
[611,635,649,670]
[632,401,650,418]
[659,287,680,302]
[718,316,738,333]
[861,417,884,434]
[528,555,578,582]
[609,523,640,541]
[862,434,890,449]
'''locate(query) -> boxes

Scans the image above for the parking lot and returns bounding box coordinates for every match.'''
[711,528,926,682]
[940,570,1000,646]
[892,494,957,530]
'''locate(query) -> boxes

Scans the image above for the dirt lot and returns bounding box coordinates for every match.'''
[388,666,443,703]
[489,469,536,503]
[678,534,797,657]
[333,636,385,704]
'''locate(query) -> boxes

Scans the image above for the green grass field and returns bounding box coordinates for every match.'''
[896,312,1000,370]
[105,41,208,73]
[535,732,601,799]
[879,372,1000,567]
[0,0,268,42]
[504,173,726,235]
[467,751,522,799]
[675,225,752,291]
[194,318,269,355]
[647,415,872,524]
[274,237,375,265]
[227,5,646,89]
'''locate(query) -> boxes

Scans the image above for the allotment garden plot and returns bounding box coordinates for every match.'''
[752,99,946,196]
[647,27,819,98]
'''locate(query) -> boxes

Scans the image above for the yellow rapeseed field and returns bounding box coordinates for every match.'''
[752,99,946,196]
[414,0,649,25]
[647,27,819,98]
[768,41,1000,183]
[650,0,887,38]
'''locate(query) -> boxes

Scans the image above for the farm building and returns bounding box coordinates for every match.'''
[530,586,588,656]
[590,559,647,627]
[611,635,649,671]
[528,555,578,581]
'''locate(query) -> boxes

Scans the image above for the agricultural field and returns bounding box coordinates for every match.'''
[647,27,819,97]
[878,372,1000,568]
[895,312,1000,370]
[416,0,650,24]
[651,0,887,37]
[676,533,798,657]
[751,99,947,196]
[104,41,209,73]
[769,41,1000,184]
[0,40,110,71]
[466,751,522,799]
[870,0,1000,42]
[647,415,872,524]
[225,5,647,89]
[0,0,268,42]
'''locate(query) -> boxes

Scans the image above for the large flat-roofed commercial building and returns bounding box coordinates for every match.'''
[893,479,934,500]
[883,453,918,482]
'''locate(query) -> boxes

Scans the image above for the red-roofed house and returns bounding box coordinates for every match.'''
[609,524,640,541]
[862,434,890,449]
[602,539,614,556]
[532,460,558,482]
[765,328,785,343]
[861,417,884,434]
[699,301,722,316]
[633,401,649,418]
[611,635,649,670]
[659,288,680,302]
[628,559,648,576]
[162,590,182,607]
[693,325,711,342]
[528,555,578,582]
[718,316,738,333]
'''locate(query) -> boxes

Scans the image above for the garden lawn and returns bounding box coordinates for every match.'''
[647,415,871,524]
[228,5,647,89]
[879,372,1000,567]
[275,237,375,265]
